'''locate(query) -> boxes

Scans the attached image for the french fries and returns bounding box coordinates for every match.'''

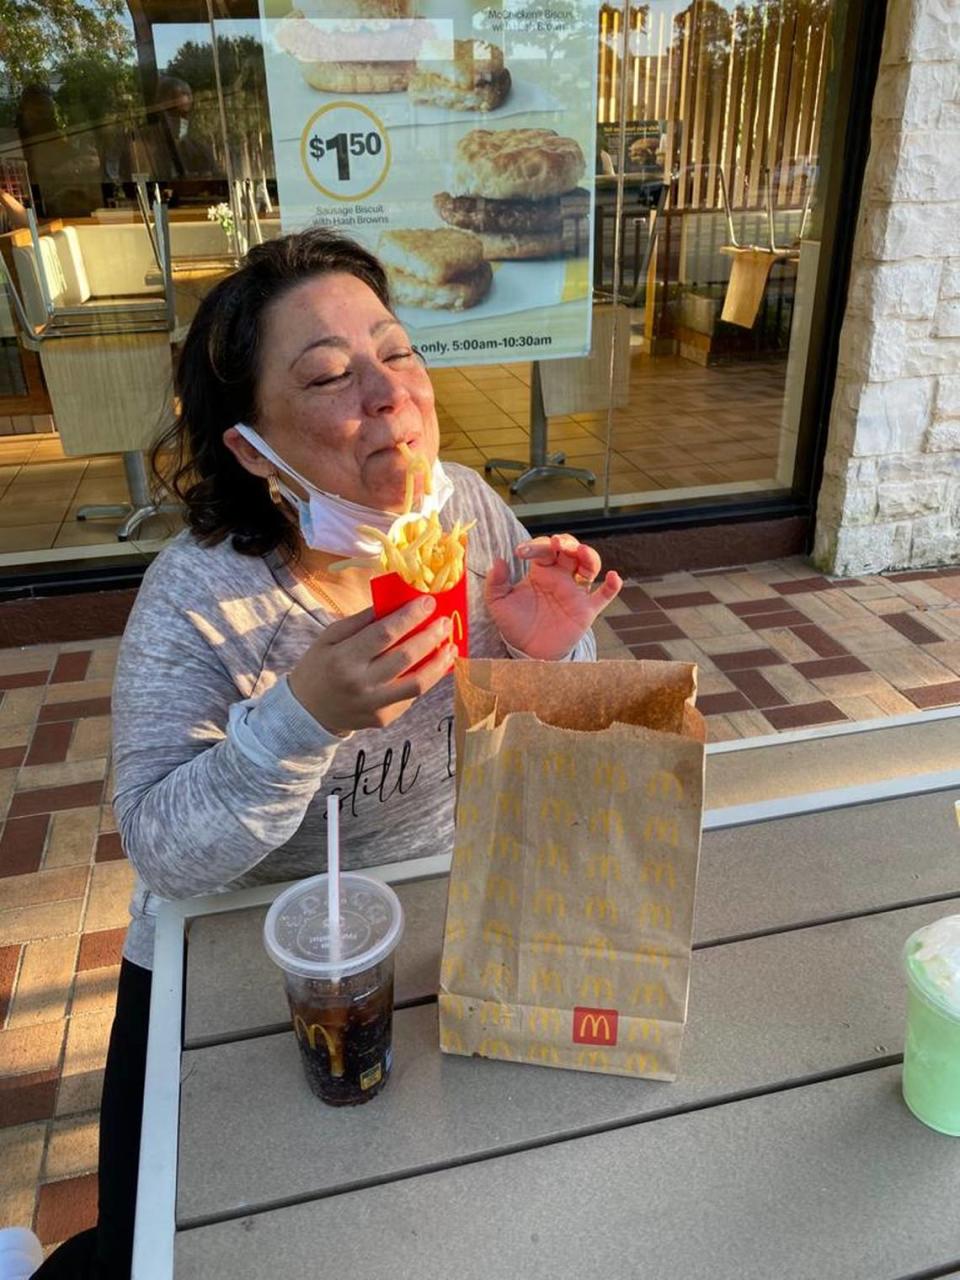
[329,445,474,594]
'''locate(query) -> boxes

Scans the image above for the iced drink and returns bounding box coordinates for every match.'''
[902,914,960,1136]
[264,873,404,1107]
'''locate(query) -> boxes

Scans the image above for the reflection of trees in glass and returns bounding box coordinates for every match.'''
[0,0,132,96]
[597,1,830,206]
[0,1,138,199]
[473,2,595,100]
[163,36,273,179]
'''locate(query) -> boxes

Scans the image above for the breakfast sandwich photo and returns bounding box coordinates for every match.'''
[274,0,423,95]
[378,227,493,311]
[407,38,512,113]
[435,128,590,260]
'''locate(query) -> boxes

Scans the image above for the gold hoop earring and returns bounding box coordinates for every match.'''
[267,473,284,506]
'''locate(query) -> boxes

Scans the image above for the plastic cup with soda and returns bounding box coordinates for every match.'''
[902,913,960,1136]
[264,870,404,1106]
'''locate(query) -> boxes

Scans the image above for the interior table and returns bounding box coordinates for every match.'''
[133,710,960,1280]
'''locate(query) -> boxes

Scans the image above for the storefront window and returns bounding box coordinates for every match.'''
[0,0,854,574]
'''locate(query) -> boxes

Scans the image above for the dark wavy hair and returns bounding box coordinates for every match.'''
[152,228,391,560]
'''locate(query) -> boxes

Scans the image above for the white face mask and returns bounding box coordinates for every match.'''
[233,422,453,557]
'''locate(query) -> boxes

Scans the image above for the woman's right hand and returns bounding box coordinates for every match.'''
[287,596,455,737]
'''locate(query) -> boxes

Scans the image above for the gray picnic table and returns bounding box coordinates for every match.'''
[132,711,960,1280]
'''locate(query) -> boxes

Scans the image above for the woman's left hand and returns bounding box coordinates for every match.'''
[484,534,623,660]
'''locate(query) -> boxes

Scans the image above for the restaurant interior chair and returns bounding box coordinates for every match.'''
[717,165,811,328]
[3,201,180,540]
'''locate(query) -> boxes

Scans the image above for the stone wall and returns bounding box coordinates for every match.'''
[813,0,960,575]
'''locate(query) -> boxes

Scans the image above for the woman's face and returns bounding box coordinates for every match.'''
[227,271,439,513]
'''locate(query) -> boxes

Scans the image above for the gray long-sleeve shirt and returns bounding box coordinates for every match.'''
[112,464,596,968]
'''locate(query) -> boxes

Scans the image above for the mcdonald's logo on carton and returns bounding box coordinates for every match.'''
[572,1006,619,1047]
[370,566,469,659]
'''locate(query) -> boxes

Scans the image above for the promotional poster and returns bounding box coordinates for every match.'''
[257,1,600,365]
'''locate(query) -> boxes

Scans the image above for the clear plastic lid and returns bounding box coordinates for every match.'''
[903,913,960,1017]
[263,873,404,980]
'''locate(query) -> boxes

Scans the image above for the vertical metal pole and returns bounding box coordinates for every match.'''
[528,363,548,468]
[123,451,153,508]
[154,197,176,334]
[26,207,54,318]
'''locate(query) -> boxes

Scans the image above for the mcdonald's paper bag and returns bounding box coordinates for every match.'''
[438,659,706,1082]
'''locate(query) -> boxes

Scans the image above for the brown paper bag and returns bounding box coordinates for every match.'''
[438,659,706,1082]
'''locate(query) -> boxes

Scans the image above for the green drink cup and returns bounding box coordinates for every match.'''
[902,915,960,1136]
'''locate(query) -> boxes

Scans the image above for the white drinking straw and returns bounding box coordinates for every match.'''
[327,796,341,958]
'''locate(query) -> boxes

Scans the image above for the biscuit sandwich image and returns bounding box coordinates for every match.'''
[435,128,590,259]
[275,0,423,94]
[378,228,492,310]
[408,38,511,112]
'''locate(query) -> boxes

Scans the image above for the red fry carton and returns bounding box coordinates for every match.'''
[370,567,469,659]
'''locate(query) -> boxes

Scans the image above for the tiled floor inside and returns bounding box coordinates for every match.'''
[3,555,960,1252]
[0,354,784,557]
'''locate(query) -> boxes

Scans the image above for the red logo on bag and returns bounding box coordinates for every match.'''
[572,1007,619,1046]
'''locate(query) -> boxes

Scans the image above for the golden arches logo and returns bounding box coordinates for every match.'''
[634,944,671,970]
[458,800,479,829]
[502,747,525,777]
[584,896,618,924]
[482,958,512,992]
[461,761,485,788]
[536,841,569,876]
[541,751,576,781]
[444,916,466,944]
[577,1048,610,1070]
[478,1037,512,1060]
[647,770,683,800]
[441,955,465,986]
[450,609,464,644]
[625,1051,659,1075]
[486,874,518,907]
[638,901,673,929]
[593,761,627,792]
[526,1041,560,1065]
[631,980,667,1009]
[585,934,616,962]
[573,1006,619,1046]
[643,816,679,848]
[483,918,514,947]
[453,841,473,867]
[640,858,676,890]
[494,833,521,863]
[496,792,522,822]
[627,1019,662,1046]
[442,994,465,1021]
[448,881,471,905]
[540,795,575,824]
[479,1001,514,1028]
[586,853,621,882]
[531,931,565,957]
[440,1028,464,1053]
[526,1007,562,1036]
[579,974,614,1003]
[293,1014,337,1059]
[589,808,624,838]
[533,888,566,920]
[529,966,564,998]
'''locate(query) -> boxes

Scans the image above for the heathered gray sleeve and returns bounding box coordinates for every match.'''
[111,549,340,901]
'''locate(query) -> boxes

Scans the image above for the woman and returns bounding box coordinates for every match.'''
[26,228,622,1279]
